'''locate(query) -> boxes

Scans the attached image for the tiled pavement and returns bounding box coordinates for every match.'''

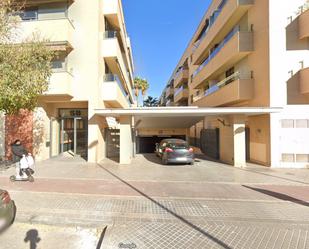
[7,191,309,249]
[1,155,309,248]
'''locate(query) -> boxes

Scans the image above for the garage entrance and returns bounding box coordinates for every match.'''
[95,107,281,166]
[137,135,186,154]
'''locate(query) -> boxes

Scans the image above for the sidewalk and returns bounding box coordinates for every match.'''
[1,155,309,248]
[4,191,309,249]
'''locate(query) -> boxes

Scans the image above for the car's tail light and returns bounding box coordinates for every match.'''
[165,147,173,153]
[1,191,11,205]
[188,148,194,153]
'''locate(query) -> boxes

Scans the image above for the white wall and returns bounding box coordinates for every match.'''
[269,0,309,168]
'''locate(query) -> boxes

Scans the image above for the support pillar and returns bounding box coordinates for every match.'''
[119,116,133,164]
[233,115,246,167]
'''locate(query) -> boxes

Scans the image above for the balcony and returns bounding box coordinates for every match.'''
[287,67,309,104]
[19,18,74,52]
[166,99,175,107]
[21,0,75,5]
[299,67,309,95]
[40,71,73,102]
[192,0,254,65]
[299,9,309,39]
[102,32,133,94]
[193,71,254,107]
[102,74,131,108]
[174,69,189,88]
[174,87,189,103]
[165,87,174,97]
[103,0,122,29]
[191,30,253,89]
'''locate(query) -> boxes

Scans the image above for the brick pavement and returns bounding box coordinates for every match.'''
[6,191,309,249]
[1,155,309,248]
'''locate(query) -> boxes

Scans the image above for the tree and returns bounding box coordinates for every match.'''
[140,79,149,98]
[0,0,54,115]
[134,76,149,106]
[143,96,159,107]
[133,76,143,99]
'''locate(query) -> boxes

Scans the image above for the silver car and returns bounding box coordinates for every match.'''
[156,139,194,165]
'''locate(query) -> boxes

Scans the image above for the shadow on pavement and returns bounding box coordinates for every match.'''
[98,164,232,249]
[24,229,41,249]
[243,185,309,208]
[141,153,162,165]
[142,153,194,167]
[96,226,107,249]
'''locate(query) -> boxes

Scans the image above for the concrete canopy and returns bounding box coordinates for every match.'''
[95,107,282,129]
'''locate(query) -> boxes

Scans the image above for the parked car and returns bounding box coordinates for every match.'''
[155,139,194,165]
[0,189,16,234]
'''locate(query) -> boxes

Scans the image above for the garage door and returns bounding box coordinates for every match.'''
[137,135,186,154]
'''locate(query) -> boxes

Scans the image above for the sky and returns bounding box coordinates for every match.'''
[122,0,212,98]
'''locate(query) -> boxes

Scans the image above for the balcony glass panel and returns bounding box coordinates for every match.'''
[103,74,132,105]
[174,85,187,97]
[193,26,240,78]
[194,71,252,102]
[192,0,227,51]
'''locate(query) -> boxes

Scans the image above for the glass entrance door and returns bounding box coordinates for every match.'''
[50,109,88,160]
[60,117,88,160]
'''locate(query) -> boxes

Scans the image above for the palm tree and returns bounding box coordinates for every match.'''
[143,96,159,107]
[140,79,149,98]
[134,77,149,106]
[133,77,142,99]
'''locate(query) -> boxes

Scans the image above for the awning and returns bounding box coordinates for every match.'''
[95,107,282,129]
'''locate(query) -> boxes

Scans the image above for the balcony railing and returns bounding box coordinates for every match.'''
[193,26,240,79]
[103,74,132,105]
[174,85,187,97]
[175,67,188,79]
[192,0,227,52]
[295,2,309,18]
[194,71,252,102]
[104,30,118,39]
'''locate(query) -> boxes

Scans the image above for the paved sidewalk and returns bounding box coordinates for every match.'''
[1,154,309,185]
[1,155,309,248]
[4,191,309,249]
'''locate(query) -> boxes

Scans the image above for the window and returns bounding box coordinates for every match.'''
[295,119,309,128]
[51,58,66,72]
[19,7,38,21]
[281,154,295,162]
[225,67,235,84]
[296,154,309,163]
[281,119,294,128]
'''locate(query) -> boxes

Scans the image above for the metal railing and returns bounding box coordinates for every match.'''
[103,74,132,105]
[193,26,241,79]
[193,71,252,102]
[192,0,227,52]
[174,85,187,97]
[174,67,188,79]
[104,30,118,39]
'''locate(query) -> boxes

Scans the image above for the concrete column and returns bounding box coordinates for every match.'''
[87,122,99,163]
[119,116,133,164]
[233,115,246,168]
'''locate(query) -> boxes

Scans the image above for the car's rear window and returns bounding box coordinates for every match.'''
[167,142,189,149]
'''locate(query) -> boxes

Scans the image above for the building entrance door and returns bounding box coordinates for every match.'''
[50,109,88,160]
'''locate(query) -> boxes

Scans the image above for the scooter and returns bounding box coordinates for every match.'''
[10,155,35,182]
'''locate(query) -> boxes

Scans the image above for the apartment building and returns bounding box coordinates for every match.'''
[160,0,309,168]
[5,0,134,163]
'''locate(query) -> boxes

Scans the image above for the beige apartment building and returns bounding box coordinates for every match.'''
[160,0,309,168]
[5,0,135,163]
